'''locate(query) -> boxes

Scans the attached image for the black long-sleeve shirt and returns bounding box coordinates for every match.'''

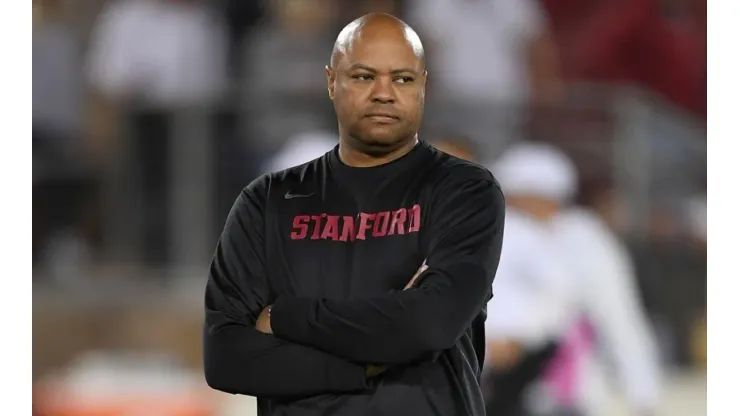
[203,141,505,416]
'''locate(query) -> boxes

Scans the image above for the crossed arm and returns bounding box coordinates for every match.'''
[203,172,505,397]
[203,180,369,398]
[266,175,505,364]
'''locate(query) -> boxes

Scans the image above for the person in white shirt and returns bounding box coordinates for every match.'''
[483,142,661,415]
[87,0,227,108]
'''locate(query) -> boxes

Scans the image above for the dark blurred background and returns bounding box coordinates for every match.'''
[32,0,706,414]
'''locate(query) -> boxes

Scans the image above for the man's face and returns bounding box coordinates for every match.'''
[327,32,426,151]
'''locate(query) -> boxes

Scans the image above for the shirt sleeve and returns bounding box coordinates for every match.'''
[203,176,368,397]
[270,168,505,364]
[573,214,661,411]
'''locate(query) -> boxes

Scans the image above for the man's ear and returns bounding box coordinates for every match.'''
[421,70,428,97]
[326,65,336,101]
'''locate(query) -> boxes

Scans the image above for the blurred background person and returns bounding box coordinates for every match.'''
[33,0,96,282]
[86,0,228,268]
[33,1,706,415]
[406,0,563,160]
[483,142,660,416]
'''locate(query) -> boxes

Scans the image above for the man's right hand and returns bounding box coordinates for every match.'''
[365,364,387,379]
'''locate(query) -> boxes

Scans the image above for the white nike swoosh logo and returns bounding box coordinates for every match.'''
[284,191,315,199]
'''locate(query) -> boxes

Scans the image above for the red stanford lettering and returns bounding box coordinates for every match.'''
[290,204,422,242]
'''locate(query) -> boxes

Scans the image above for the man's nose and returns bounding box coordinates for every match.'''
[370,77,396,104]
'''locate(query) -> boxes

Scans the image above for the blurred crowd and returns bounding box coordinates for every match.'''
[32,0,706,414]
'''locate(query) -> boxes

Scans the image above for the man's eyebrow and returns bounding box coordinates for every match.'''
[347,63,420,75]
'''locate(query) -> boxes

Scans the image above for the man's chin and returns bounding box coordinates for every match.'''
[352,134,408,156]
[358,127,409,144]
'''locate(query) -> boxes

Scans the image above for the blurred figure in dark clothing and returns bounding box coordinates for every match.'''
[218,0,268,77]
[33,0,96,279]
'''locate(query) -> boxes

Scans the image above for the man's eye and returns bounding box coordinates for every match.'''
[353,74,374,81]
[395,77,415,84]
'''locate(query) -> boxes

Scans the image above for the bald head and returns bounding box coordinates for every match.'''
[326,13,427,159]
[330,13,425,70]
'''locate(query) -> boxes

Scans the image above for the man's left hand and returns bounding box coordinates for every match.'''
[404,261,429,290]
[256,305,273,334]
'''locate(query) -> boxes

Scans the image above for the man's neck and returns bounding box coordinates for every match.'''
[338,136,419,168]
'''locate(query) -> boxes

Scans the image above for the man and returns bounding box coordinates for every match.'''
[483,142,659,415]
[202,13,506,416]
